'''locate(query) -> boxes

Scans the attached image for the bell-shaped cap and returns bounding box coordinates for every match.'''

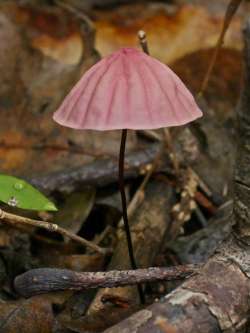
[53,48,202,130]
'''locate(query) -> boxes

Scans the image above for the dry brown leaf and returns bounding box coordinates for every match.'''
[43,253,105,271]
[172,48,242,114]
[0,296,54,333]
[93,3,243,63]
[0,3,136,176]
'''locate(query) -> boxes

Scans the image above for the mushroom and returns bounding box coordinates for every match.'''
[53,44,202,303]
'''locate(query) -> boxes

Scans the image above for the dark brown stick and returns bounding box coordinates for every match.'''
[118,129,145,304]
[14,265,198,298]
[29,143,162,194]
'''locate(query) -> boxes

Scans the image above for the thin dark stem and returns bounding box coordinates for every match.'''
[199,0,242,95]
[118,129,145,304]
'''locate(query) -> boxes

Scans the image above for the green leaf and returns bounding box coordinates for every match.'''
[0,174,57,211]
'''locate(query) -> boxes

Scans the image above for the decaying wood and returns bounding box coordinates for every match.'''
[29,143,163,194]
[0,209,108,255]
[14,265,199,298]
[86,181,173,319]
[170,202,233,264]
[102,21,250,333]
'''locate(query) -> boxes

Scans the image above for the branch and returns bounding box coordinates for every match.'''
[0,209,108,255]
[29,143,163,194]
[14,265,199,298]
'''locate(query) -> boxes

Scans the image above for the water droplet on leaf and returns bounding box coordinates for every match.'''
[14,182,24,190]
[8,197,18,207]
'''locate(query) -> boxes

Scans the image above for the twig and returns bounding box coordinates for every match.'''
[199,0,243,95]
[29,143,162,193]
[54,0,97,60]
[138,129,162,142]
[189,167,213,198]
[138,30,150,54]
[194,206,208,228]
[138,31,180,176]
[194,191,217,214]
[0,209,108,255]
[94,225,113,245]
[14,264,199,298]
[54,0,94,31]
[117,162,156,228]
[163,128,180,176]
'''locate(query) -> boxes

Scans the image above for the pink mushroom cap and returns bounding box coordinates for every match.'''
[53,47,202,130]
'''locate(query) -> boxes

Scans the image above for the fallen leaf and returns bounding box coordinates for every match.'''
[93,3,243,63]
[0,3,137,176]
[172,47,242,115]
[42,253,104,271]
[0,296,54,333]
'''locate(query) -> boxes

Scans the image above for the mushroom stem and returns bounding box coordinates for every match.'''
[118,129,145,304]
